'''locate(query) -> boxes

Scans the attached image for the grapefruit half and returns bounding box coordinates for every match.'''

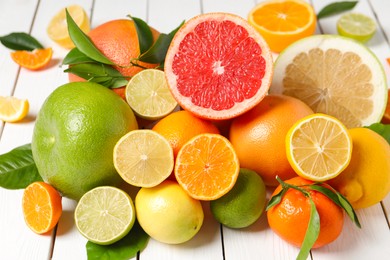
[164,13,273,120]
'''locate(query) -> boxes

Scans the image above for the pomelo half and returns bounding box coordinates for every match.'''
[164,13,273,120]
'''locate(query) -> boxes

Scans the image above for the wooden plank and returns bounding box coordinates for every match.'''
[202,0,256,18]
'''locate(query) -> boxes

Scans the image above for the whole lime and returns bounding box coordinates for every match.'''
[135,180,204,244]
[31,82,138,200]
[210,168,266,228]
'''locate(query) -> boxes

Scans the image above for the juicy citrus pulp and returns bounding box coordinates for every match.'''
[11,48,52,70]
[125,69,177,120]
[0,96,29,122]
[248,0,316,53]
[75,186,135,245]
[175,133,240,200]
[22,182,62,234]
[337,12,376,43]
[270,35,388,128]
[32,82,138,201]
[164,12,273,120]
[113,129,174,187]
[135,180,204,244]
[286,113,353,181]
[210,168,266,228]
[47,5,90,49]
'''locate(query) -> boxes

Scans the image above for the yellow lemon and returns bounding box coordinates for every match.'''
[328,128,390,209]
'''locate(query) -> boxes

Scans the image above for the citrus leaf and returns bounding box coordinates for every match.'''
[63,48,95,65]
[138,21,184,65]
[128,15,154,54]
[64,63,128,88]
[66,9,114,65]
[266,187,287,211]
[366,123,390,144]
[0,144,43,189]
[86,220,149,260]
[297,198,319,260]
[317,1,358,19]
[0,32,43,51]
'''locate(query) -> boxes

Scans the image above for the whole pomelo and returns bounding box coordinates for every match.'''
[229,94,314,186]
[31,82,138,201]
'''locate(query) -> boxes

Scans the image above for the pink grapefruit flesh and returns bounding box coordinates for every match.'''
[164,13,273,120]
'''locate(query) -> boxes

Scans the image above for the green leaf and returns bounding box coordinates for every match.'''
[266,187,288,211]
[366,123,390,144]
[138,21,184,65]
[317,1,359,19]
[66,9,114,65]
[0,144,43,189]
[297,199,320,260]
[63,48,96,65]
[86,220,149,260]
[129,15,154,54]
[64,63,128,88]
[0,32,43,51]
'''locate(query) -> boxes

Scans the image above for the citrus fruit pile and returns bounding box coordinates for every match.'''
[4,2,389,259]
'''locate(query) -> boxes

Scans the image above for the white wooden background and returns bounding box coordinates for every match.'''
[0,0,389,259]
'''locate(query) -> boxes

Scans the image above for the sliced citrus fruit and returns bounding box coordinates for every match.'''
[164,13,273,120]
[47,5,90,49]
[0,96,29,122]
[113,129,174,187]
[337,12,376,43]
[74,186,135,245]
[381,89,390,124]
[270,35,388,128]
[175,133,240,200]
[22,182,62,234]
[10,48,52,70]
[125,69,177,120]
[286,113,353,182]
[248,0,316,53]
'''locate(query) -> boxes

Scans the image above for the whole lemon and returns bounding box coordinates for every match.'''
[328,128,390,209]
[210,168,266,228]
[135,180,204,244]
[31,82,138,200]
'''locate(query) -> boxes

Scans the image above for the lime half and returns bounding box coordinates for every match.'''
[75,186,135,245]
[337,13,376,43]
[126,69,178,120]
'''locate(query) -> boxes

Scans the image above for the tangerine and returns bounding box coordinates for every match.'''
[267,177,344,248]
[229,94,313,186]
[11,48,52,70]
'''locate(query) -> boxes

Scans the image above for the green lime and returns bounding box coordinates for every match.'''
[125,69,178,120]
[210,168,266,228]
[337,13,376,43]
[135,180,204,244]
[32,82,138,201]
[75,186,135,245]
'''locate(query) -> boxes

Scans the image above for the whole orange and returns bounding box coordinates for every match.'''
[68,19,160,97]
[152,110,220,158]
[267,177,344,248]
[229,94,313,186]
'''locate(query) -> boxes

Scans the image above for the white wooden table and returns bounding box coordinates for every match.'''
[1,0,390,259]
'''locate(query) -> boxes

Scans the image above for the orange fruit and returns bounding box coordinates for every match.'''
[267,177,344,248]
[10,48,52,70]
[248,0,316,53]
[175,133,240,200]
[381,89,390,124]
[152,110,220,158]
[22,182,62,234]
[229,94,314,186]
[164,13,273,120]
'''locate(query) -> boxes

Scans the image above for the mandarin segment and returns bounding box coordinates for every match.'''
[10,48,52,70]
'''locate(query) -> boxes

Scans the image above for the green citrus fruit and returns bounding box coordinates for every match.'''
[31,82,138,200]
[210,168,266,228]
[337,12,376,43]
[135,180,204,244]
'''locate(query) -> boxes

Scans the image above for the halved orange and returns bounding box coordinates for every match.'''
[10,48,52,70]
[248,0,316,53]
[175,133,240,200]
[22,182,62,234]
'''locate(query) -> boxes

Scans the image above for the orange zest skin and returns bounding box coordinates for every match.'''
[10,48,53,70]
[22,182,62,234]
